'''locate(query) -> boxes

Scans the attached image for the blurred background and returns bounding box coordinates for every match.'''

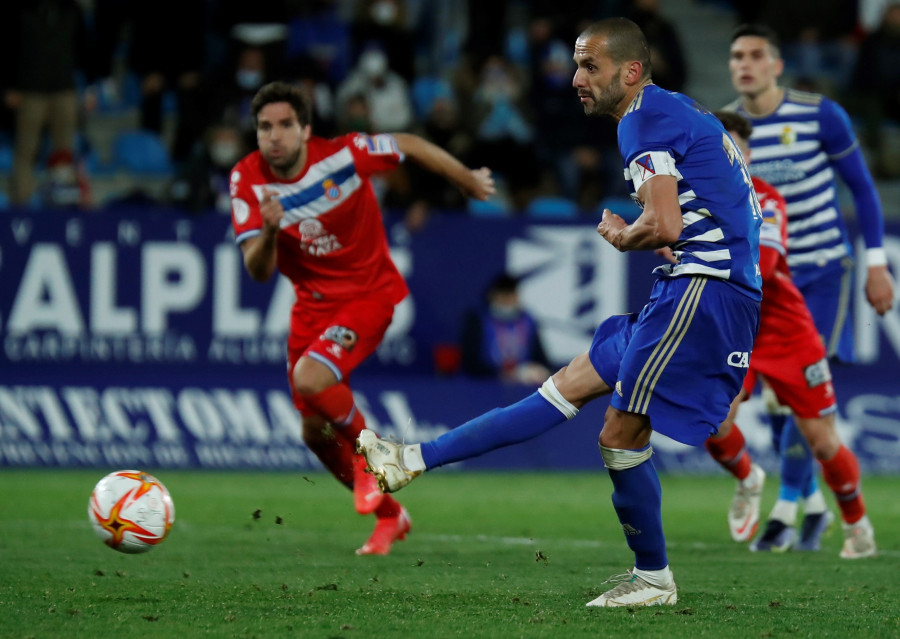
[1,0,899,475]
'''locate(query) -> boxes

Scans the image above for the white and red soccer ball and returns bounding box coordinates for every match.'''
[88,470,175,553]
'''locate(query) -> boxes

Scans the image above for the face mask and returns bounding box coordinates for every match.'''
[370,0,397,24]
[236,69,263,90]
[210,141,240,168]
[360,50,388,78]
[489,302,520,321]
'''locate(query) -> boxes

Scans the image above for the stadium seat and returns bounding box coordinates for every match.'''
[0,141,12,172]
[525,195,579,219]
[111,130,173,175]
[598,197,642,223]
[468,197,511,217]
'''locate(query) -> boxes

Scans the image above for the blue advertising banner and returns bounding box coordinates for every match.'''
[1,209,899,472]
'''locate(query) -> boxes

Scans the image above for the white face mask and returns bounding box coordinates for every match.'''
[370,0,398,24]
[236,69,263,90]
[360,50,388,78]
[210,141,240,168]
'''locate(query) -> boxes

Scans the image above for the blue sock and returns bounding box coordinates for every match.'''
[802,475,819,500]
[778,417,814,503]
[608,450,668,571]
[420,391,568,469]
[766,412,788,454]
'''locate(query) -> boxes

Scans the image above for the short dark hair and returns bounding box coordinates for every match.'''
[487,273,520,296]
[250,81,312,128]
[713,111,753,140]
[580,18,652,80]
[731,23,781,53]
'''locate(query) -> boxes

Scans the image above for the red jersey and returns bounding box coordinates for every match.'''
[230,133,409,305]
[751,176,825,363]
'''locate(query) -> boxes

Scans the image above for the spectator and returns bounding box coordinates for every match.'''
[530,38,621,209]
[853,2,900,177]
[350,0,416,82]
[1,0,97,207]
[335,47,414,133]
[129,1,206,162]
[460,273,552,385]
[761,0,860,94]
[204,44,272,150]
[468,55,539,211]
[170,120,248,214]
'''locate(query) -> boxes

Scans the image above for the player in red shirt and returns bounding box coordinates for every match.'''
[704,112,875,558]
[231,82,495,555]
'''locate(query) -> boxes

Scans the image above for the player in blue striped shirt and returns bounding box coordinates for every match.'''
[723,24,895,554]
[359,17,762,608]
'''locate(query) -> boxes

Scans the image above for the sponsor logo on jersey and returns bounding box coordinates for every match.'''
[322,325,358,352]
[354,133,398,155]
[727,351,750,368]
[804,357,832,387]
[322,178,341,201]
[298,219,343,256]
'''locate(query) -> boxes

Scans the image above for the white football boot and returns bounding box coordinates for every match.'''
[728,463,765,542]
[586,569,678,608]
[839,516,877,559]
[356,429,422,493]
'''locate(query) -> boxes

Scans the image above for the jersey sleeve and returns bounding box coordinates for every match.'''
[229,164,263,245]
[618,108,685,191]
[754,179,787,280]
[819,98,859,159]
[345,133,404,178]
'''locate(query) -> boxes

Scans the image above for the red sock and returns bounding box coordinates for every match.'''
[819,445,865,524]
[303,427,357,490]
[375,494,402,519]
[304,383,366,440]
[705,424,752,481]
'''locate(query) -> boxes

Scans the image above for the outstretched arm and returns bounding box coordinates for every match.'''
[392,133,495,201]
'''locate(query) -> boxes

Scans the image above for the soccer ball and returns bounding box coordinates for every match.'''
[88,470,175,554]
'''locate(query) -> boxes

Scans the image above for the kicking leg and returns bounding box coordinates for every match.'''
[358,352,610,492]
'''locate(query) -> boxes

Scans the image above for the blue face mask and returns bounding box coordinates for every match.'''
[236,70,263,90]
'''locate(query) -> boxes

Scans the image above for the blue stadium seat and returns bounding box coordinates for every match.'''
[111,130,173,175]
[598,197,642,223]
[468,197,511,217]
[526,195,579,219]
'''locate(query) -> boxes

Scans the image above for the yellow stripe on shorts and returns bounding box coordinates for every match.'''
[627,277,708,414]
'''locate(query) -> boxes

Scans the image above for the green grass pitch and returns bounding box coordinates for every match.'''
[1,468,898,638]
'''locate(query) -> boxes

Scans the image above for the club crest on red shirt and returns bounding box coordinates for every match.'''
[322,178,342,200]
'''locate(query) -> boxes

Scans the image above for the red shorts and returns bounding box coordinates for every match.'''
[742,350,837,418]
[286,296,395,415]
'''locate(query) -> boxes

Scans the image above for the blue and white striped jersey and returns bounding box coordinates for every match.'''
[618,84,763,300]
[724,89,862,281]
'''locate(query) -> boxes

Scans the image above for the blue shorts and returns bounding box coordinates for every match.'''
[589,276,760,447]
[794,258,854,363]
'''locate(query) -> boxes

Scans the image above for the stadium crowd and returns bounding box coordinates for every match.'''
[1,0,898,219]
